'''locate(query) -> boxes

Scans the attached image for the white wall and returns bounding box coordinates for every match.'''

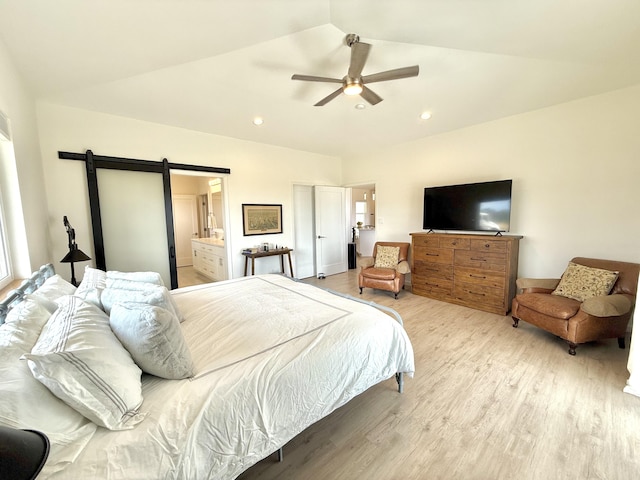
[343,84,640,279]
[36,103,342,281]
[0,39,50,276]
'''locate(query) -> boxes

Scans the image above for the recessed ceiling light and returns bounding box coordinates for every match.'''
[253,117,264,126]
[420,112,432,120]
[355,103,366,110]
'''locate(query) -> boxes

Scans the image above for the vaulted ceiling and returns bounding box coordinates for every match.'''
[1,0,639,157]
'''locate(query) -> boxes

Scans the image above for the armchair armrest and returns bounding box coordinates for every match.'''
[360,257,375,269]
[396,261,410,275]
[580,294,632,317]
[516,278,560,294]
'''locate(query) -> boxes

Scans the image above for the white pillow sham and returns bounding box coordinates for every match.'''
[74,266,106,309]
[101,283,184,322]
[106,270,164,286]
[24,295,145,430]
[32,274,77,302]
[110,302,195,379]
[0,298,97,473]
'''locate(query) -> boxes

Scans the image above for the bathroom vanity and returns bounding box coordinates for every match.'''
[192,237,226,281]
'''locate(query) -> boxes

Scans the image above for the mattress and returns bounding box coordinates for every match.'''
[50,274,415,479]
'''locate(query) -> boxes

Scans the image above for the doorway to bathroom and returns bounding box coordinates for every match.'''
[170,172,229,288]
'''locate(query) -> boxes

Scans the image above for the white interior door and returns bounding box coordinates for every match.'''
[293,185,315,279]
[173,195,198,267]
[314,185,347,277]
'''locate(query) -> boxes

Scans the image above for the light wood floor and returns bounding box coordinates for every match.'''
[177,265,210,288]
[237,268,640,480]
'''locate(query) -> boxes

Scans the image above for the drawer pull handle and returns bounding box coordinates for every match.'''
[470,274,486,279]
[469,291,486,296]
[484,244,490,248]
[470,257,486,261]
[426,253,439,257]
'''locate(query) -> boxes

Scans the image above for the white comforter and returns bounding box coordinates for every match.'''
[51,274,415,479]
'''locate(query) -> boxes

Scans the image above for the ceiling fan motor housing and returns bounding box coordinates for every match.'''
[345,33,360,47]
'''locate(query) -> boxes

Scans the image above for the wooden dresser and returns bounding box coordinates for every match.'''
[410,232,523,315]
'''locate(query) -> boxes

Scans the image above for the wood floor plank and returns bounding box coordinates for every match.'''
[236,269,640,480]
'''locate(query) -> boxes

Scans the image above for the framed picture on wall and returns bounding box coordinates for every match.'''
[242,204,283,236]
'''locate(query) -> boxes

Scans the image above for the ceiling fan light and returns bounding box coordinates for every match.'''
[343,83,363,96]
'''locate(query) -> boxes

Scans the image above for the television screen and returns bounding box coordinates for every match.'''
[423,180,512,232]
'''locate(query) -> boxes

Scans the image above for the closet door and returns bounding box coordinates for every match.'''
[97,169,171,285]
[314,186,348,277]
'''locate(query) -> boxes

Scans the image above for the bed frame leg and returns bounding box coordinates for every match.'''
[396,372,404,394]
[277,447,283,462]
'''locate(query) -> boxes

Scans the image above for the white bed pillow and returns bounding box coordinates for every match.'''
[0,298,97,472]
[23,295,145,430]
[106,270,164,286]
[32,274,77,302]
[110,302,195,379]
[74,266,106,309]
[101,283,184,322]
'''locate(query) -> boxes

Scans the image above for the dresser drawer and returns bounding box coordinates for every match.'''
[413,246,453,265]
[441,237,470,249]
[453,283,505,311]
[469,238,508,253]
[413,262,453,278]
[412,236,442,248]
[454,266,505,289]
[412,274,453,296]
[454,249,506,272]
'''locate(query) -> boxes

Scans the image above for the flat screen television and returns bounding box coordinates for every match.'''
[423,179,512,233]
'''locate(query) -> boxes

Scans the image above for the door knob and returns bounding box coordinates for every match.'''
[317,235,326,239]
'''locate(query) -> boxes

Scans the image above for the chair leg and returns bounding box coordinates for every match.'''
[618,336,626,349]
[568,342,577,356]
[394,292,398,299]
[359,287,363,294]
[512,316,519,328]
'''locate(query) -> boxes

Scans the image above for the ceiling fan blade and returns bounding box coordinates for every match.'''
[362,65,419,84]
[360,86,383,105]
[347,42,371,78]
[292,74,343,83]
[314,87,343,106]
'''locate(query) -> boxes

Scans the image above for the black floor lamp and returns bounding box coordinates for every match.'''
[60,216,91,287]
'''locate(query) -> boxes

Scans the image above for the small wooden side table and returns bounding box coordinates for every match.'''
[242,248,294,277]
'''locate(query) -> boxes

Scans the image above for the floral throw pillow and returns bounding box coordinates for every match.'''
[374,246,400,269]
[551,262,619,302]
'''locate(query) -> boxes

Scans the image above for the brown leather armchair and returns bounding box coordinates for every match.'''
[512,257,639,355]
[359,242,410,299]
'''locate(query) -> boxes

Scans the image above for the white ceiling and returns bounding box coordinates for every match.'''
[1,0,639,158]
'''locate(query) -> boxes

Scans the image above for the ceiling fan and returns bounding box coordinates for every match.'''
[292,33,419,107]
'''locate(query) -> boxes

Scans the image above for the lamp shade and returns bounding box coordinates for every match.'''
[0,426,50,480]
[60,245,91,263]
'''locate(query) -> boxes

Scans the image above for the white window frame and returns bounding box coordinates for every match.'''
[0,111,13,290]
[0,193,11,290]
[355,201,367,225]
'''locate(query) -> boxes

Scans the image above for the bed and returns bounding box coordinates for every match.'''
[0,265,415,479]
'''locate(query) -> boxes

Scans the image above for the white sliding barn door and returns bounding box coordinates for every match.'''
[97,169,171,285]
[314,186,347,277]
